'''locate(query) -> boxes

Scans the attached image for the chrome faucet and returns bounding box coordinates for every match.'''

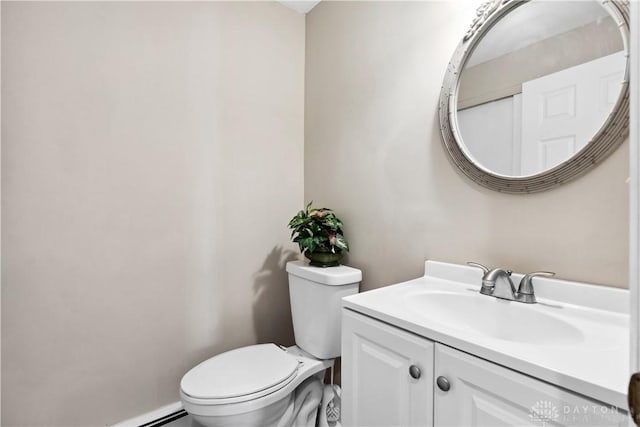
[467,262,555,304]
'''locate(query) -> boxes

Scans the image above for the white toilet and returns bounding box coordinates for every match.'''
[180,260,361,427]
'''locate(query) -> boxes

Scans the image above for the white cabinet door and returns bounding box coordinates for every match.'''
[434,344,627,427]
[342,310,434,427]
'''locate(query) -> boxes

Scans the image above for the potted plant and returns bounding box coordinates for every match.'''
[288,202,350,267]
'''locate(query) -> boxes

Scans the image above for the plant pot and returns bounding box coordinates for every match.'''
[304,251,343,268]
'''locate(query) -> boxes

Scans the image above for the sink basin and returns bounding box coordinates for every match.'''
[404,291,584,345]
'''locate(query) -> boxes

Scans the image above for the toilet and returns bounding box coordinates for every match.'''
[180,260,361,427]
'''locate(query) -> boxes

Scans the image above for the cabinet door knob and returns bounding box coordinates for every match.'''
[409,365,421,379]
[436,376,450,391]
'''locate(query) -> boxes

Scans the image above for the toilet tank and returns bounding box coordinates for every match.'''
[286,260,361,360]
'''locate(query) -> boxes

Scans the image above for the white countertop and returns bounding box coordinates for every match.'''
[342,261,629,410]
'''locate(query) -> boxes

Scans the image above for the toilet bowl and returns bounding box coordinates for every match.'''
[179,261,361,427]
[181,345,330,427]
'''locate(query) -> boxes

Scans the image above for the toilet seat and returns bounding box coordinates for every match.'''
[180,345,333,419]
[180,344,299,405]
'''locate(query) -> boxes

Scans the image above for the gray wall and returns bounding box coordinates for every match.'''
[305,1,628,291]
[1,2,304,425]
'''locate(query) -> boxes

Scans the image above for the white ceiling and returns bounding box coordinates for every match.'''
[277,0,321,14]
[467,1,611,67]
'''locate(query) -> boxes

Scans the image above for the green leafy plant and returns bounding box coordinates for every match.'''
[288,202,349,255]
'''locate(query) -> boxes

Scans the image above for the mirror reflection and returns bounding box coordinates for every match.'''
[456,0,625,177]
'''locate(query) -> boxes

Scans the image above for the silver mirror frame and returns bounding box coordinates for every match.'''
[439,0,630,194]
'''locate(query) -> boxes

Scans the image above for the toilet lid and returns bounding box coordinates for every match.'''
[180,344,299,401]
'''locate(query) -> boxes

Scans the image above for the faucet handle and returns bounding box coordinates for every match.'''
[467,261,489,274]
[518,271,555,297]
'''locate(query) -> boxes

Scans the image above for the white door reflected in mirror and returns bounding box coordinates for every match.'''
[520,52,625,175]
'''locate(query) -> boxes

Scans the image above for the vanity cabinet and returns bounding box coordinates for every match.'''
[435,344,626,427]
[342,309,434,427]
[342,310,626,427]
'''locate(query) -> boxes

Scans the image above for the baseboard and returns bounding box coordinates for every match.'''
[112,402,187,427]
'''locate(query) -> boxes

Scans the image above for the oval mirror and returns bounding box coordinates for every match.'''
[439,0,629,193]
